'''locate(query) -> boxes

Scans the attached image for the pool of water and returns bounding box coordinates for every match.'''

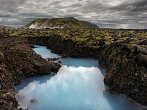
[15,45,141,110]
[33,45,60,59]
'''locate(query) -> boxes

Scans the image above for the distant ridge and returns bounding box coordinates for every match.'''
[25,17,99,29]
[0,25,13,29]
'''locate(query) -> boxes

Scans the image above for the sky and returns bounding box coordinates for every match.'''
[0,0,147,29]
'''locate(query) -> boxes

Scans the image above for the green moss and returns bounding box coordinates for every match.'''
[1,27,147,50]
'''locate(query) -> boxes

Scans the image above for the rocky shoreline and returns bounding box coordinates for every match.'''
[27,34,101,58]
[99,42,147,105]
[0,28,147,109]
[24,30,147,106]
[0,36,61,110]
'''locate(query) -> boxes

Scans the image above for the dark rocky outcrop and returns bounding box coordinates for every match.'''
[99,42,147,105]
[25,31,147,106]
[0,37,61,110]
[135,54,147,69]
[0,27,147,107]
[27,34,101,58]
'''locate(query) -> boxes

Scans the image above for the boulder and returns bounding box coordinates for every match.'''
[137,39,147,45]
[135,54,147,69]
[0,52,4,63]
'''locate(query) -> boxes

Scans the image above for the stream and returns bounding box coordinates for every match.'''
[15,45,141,110]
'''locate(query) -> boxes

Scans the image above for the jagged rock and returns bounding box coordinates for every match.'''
[135,54,147,69]
[27,34,100,58]
[100,43,147,105]
[0,37,61,110]
[47,58,59,61]
[98,39,106,47]
[0,52,4,63]
[137,39,147,45]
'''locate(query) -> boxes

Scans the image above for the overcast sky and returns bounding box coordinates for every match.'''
[0,0,147,29]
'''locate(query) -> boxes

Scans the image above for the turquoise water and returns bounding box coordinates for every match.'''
[33,45,60,59]
[15,45,141,110]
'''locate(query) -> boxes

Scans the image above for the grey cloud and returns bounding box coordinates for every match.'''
[128,0,147,12]
[0,0,146,29]
[0,0,26,12]
[109,0,147,13]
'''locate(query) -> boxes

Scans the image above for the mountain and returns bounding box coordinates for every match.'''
[25,17,99,29]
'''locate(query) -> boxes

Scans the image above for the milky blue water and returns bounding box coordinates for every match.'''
[15,45,141,110]
[33,45,60,59]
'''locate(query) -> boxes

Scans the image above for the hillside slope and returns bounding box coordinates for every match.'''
[25,17,98,29]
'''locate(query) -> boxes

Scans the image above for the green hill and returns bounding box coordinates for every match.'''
[25,17,99,29]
